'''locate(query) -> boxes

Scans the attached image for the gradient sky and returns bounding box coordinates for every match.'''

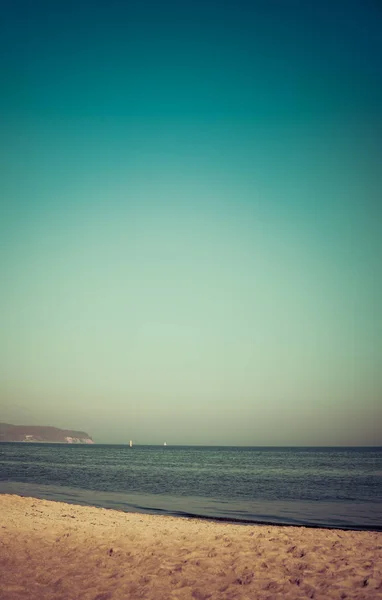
[1,0,381,445]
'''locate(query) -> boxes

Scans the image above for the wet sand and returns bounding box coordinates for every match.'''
[0,494,381,599]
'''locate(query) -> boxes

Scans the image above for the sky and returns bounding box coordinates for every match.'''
[0,0,381,445]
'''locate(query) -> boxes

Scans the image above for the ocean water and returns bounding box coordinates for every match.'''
[0,444,381,530]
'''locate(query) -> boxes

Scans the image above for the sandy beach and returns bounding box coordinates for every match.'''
[0,494,381,599]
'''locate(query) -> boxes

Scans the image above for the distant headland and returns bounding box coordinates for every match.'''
[0,423,94,444]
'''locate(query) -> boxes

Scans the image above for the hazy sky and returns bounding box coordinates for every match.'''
[1,0,381,445]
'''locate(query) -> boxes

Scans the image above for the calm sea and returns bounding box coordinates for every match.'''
[0,444,381,531]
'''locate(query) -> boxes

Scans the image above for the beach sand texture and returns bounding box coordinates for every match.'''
[0,495,381,599]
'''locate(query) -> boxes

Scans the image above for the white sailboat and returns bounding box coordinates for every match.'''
[129,440,133,448]
[164,442,167,446]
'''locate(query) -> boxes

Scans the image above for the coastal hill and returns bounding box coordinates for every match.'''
[0,423,94,444]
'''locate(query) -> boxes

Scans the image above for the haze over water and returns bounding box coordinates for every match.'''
[1,1,381,445]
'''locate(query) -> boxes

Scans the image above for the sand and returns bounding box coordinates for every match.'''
[0,495,381,599]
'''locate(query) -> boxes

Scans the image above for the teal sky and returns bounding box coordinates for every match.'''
[1,0,381,445]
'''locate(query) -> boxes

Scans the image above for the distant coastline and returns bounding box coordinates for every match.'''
[0,423,94,444]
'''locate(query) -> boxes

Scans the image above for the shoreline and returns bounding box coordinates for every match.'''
[1,494,381,599]
[1,481,380,533]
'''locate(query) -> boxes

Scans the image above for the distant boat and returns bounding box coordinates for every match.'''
[164,442,167,446]
[129,440,133,448]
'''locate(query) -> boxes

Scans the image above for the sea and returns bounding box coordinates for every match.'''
[0,444,381,531]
